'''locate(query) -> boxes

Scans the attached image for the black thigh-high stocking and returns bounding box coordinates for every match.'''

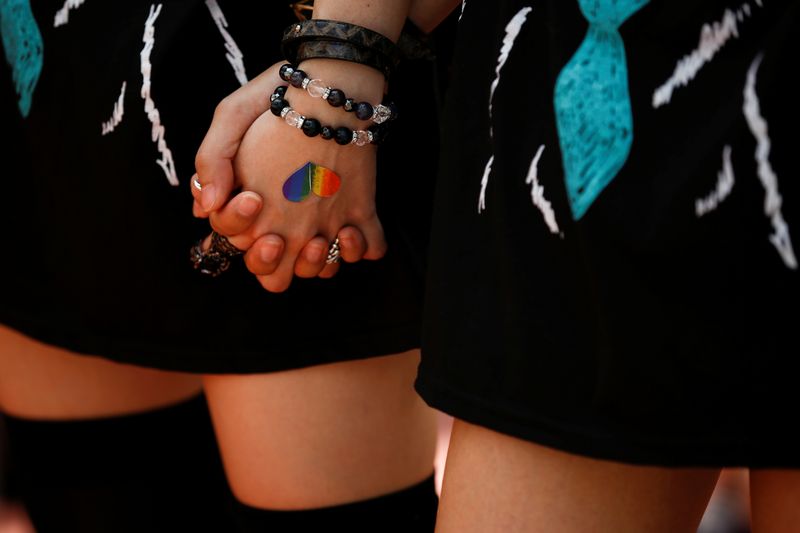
[231,475,439,533]
[2,394,231,533]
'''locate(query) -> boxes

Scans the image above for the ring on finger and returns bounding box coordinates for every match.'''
[192,176,203,192]
[190,231,244,277]
[325,237,341,265]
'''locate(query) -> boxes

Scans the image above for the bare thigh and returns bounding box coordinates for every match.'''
[203,350,438,510]
[750,470,800,533]
[0,325,203,419]
[436,420,721,533]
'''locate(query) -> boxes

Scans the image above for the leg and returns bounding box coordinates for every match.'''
[0,325,201,420]
[0,325,227,533]
[203,350,438,517]
[436,420,721,533]
[750,470,800,533]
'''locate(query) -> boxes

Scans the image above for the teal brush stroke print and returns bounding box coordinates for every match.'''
[0,0,43,117]
[554,0,648,220]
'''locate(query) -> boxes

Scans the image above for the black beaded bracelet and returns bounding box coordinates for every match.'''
[269,85,390,146]
[282,19,401,79]
[278,64,398,124]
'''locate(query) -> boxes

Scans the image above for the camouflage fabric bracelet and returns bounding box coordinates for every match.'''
[295,40,395,79]
[282,19,401,78]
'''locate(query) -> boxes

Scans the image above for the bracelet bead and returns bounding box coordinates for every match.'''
[301,117,322,137]
[279,64,294,81]
[334,127,353,146]
[289,70,307,88]
[353,130,372,147]
[284,109,305,128]
[270,97,287,116]
[306,79,328,98]
[354,102,374,121]
[320,126,335,140]
[327,89,346,107]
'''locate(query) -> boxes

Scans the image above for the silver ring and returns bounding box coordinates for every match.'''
[325,237,341,264]
[192,176,203,191]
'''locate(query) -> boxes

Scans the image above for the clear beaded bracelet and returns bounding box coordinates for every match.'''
[279,64,398,125]
[269,85,390,146]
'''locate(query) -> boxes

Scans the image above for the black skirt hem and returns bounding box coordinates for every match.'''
[415,372,800,469]
[0,309,421,374]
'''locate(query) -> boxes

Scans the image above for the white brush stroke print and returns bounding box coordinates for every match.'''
[743,54,796,269]
[205,0,247,86]
[653,0,763,108]
[101,81,127,135]
[140,4,178,186]
[696,145,735,217]
[525,145,561,235]
[479,6,533,213]
[53,0,86,27]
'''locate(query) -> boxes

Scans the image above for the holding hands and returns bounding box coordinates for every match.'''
[190,60,388,292]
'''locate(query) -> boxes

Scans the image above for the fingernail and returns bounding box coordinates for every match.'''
[260,243,280,264]
[307,244,325,263]
[237,194,261,217]
[200,184,216,212]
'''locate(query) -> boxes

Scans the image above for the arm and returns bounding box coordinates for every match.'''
[409,0,463,34]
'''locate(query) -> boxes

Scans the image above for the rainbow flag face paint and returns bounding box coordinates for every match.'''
[282,162,342,202]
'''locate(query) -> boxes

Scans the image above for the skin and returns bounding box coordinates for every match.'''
[436,421,721,533]
[204,352,437,509]
[0,325,202,419]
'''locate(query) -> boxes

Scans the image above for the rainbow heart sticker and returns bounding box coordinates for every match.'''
[282,162,342,202]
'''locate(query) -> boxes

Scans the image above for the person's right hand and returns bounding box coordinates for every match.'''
[191,63,373,284]
[226,59,389,292]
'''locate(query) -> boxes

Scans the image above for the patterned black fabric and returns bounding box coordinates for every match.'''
[417,0,800,466]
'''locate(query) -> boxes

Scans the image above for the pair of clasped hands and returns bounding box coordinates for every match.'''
[190,60,387,292]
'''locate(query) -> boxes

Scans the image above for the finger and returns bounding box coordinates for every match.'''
[190,174,210,218]
[337,226,368,263]
[317,261,341,279]
[208,191,263,238]
[193,200,207,219]
[360,216,388,260]
[294,236,329,279]
[194,66,283,213]
[256,244,300,293]
[244,234,285,276]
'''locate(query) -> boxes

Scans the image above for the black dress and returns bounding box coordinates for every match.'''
[417,0,800,467]
[0,0,438,373]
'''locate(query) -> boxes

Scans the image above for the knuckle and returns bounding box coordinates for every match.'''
[244,252,269,276]
[207,214,225,235]
[347,206,377,225]
[214,96,247,122]
[194,148,212,175]
[212,98,232,119]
